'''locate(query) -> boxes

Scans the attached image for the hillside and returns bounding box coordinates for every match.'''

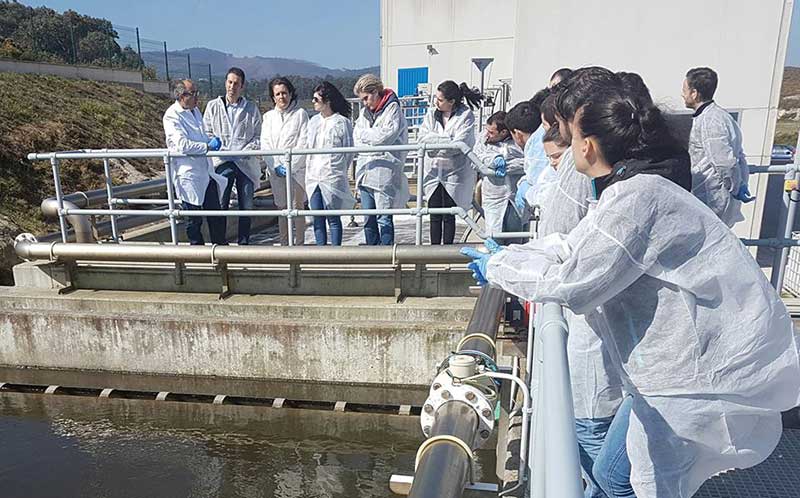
[0,72,171,283]
[777,66,800,146]
[142,47,379,80]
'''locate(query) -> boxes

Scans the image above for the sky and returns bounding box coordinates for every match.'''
[20,0,381,69]
[17,1,800,68]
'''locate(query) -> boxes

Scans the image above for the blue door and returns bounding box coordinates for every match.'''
[397,67,429,97]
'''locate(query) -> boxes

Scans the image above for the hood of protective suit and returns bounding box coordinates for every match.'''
[365,89,399,124]
[594,151,692,199]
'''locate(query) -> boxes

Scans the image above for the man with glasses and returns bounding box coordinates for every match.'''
[162,79,227,245]
[203,67,262,245]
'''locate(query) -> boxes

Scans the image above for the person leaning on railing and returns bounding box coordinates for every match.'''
[162,79,227,246]
[352,74,410,246]
[464,69,800,498]
[417,80,481,245]
[203,67,263,245]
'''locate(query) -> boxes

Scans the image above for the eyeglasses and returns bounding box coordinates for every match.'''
[312,96,323,104]
[181,90,199,97]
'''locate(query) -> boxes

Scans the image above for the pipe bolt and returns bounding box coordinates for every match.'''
[432,383,442,390]
[465,392,476,402]
[423,404,434,414]
[440,390,451,400]
[482,408,492,418]
[480,430,491,439]
[423,425,431,435]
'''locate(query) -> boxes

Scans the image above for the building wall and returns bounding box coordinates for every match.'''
[510,0,795,239]
[381,0,517,94]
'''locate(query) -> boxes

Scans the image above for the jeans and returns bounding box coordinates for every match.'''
[428,183,456,244]
[216,161,255,245]
[359,186,394,245]
[592,396,635,498]
[575,415,616,498]
[181,181,226,245]
[309,186,343,246]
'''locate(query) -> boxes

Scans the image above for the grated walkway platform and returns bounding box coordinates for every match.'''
[695,428,800,497]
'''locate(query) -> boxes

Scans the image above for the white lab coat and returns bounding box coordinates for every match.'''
[418,105,477,210]
[487,173,800,497]
[261,102,309,188]
[519,125,552,208]
[202,96,263,186]
[689,102,750,227]
[162,101,226,206]
[305,113,357,210]
[353,94,410,209]
[536,146,623,421]
[473,132,525,235]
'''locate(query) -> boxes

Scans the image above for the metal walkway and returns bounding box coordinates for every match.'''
[695,428,800,498]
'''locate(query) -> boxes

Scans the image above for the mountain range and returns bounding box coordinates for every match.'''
[141,47,379,80]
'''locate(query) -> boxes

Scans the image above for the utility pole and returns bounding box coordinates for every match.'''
[163,41,169,80]
[135,27,142,68]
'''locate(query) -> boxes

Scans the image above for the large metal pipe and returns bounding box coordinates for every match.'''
[409,286,506,498]
[14,238,474,265]
[408,401,480,498]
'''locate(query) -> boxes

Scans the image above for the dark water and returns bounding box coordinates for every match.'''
[0,391,496,498]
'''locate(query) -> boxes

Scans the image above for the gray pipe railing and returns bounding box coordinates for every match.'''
[408,285,506,498]
[13,238,474,265]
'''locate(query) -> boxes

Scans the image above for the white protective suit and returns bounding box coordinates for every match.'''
[418,105,477,210]
[473,131,525,235]
[305,113,357,210]
[162,101,226,206]
[261,102,309,244]
[520,125,554,208]
[202,96,263,187]
[486,173,800,498]
[537,145,623,421]
[688,102,750,227]
[353,92,410,209]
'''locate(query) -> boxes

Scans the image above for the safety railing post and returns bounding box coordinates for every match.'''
[50,156,68,243]
[102,153,119,242]
[162,153,183,284]
[286,149,294,247]
[771,133,800,291]
[416,144,425,246]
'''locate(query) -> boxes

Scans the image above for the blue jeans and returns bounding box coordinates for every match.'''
[215,161,255,245]
[576,415,615,498]
[359,186,394,245]
[592,396,635,498]
[309,186,343,246]
[181,181,226,245]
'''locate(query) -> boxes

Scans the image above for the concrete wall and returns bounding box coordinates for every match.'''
[510,0,795,239]
[0,59,171,96]
[380,0,516,93]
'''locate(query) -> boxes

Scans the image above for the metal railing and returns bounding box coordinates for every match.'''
[26,142,492,250]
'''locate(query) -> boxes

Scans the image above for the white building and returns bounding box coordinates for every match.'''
[380,0,795,241]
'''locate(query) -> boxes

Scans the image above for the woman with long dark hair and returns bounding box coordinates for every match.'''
[418,80,482,244]
[465,78,800,498]
[305,81,355,246]
[261,76,308,245]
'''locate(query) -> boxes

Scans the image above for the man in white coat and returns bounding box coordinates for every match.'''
[162,79,227,245]
[683,67,753,227]
[203,67,262,245]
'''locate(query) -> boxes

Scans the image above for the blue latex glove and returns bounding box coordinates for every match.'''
[733,183,755,203]
[493,155,507,178]
[515,181,530,211]
[275,165,287,178]
[460,239,503,286]
[207,136,222,151]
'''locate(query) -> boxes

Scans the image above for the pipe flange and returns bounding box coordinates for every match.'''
[456,333,496,355]
[414,434,475,483]
[13,233,38,261]
[420,370,495,449]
